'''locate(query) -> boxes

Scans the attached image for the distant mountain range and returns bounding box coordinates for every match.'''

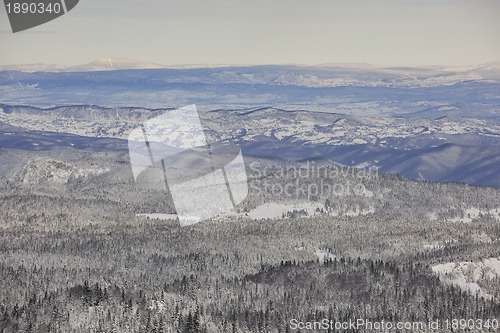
[0,57,166,72]
[1,104,499,188]
[1,63,500,112]
[1,57,499,78]
[0,57,245,72]
[0,62,498,188]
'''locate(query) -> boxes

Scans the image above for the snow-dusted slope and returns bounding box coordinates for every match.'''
[432,258,500,300]
[19,158,109,187]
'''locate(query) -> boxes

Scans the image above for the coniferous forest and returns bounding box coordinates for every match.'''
[1,154,499,332]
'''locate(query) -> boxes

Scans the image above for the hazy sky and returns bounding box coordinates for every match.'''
[1,0,499,66]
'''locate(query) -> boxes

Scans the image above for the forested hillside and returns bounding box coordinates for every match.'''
[1,158,499,332]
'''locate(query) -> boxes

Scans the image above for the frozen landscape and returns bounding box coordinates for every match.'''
[0,62,499,332]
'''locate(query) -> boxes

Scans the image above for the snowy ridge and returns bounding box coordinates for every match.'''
[19,158,109,186]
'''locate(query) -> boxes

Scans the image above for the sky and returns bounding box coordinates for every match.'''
[0,0,499,67]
